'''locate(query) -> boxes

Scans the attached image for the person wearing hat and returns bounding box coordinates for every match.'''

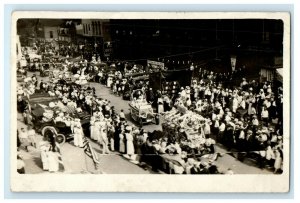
[251,115,259,131]
[212,115,220,137]
[218,120,226,143]
[261,106,269,127]
[47,145,60,173]
[247,94,257,116]
[240,78,248,91]
[274,147,283,174]
[268,97,277,122]
[124,126,134,156]
[204,118,212,139]
[157,96,164,114]
[180,87,186,100]
[73,118,84,148]
[39,140,50,171]
[119,109,126,122]
[23,109,33,126]
[146,87,155,104]
[27,126,37,148]
[90,115,98,141]
[99,119,109,154]
[186,86,191,99]
[113,122,121,152]
[18,127,30,152]
[119,129,126,154]
[17,154,26,174]
[223,121,235,150]
[107,122,115,152]
[178,128,187,142]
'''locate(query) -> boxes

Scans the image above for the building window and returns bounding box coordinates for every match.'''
[95,22,98,35]
[92,22,95,35]
[83,24,86,34]
[49,31,53,38]
[98,22,101,35]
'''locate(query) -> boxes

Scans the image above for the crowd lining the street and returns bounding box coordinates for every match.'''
[16,42,284,174]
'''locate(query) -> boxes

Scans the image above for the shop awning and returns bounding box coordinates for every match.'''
[276,68,283,83]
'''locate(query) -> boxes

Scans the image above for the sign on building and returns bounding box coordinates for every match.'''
[104,42,113,57]
[147,60,164,69]
[230,55,237,71]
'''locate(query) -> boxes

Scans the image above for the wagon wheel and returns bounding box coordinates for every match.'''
[41,126,65,145]
[41,126,57,140]
[55,133,66,145]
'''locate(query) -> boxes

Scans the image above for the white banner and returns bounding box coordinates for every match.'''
[230,55,237,71]
[147,60,164,69]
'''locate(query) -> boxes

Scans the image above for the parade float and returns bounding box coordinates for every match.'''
[26,92,90,145]
[161,107,216,157]
[129,89,158,126]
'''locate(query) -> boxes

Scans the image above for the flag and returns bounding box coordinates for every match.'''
[83,137,100,164]
[55,141,65,172]
[230,55,237,71]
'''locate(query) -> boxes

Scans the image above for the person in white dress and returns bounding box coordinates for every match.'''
[94,119,102,142]
[125,126,135,156]
[100,123,110,154]
[39,141,50,171]
[73,119,84,147]
[90,115,96,140]
[157,97,164,114]
[47,151,59,173]
[47,148,59,173]
[27,127,36,148]
[119,125,125,154]
[119,133,125,153]
[232,96,238,113]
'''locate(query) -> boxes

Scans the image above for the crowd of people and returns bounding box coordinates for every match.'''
[16,42,284,175]
[156,69,283,173]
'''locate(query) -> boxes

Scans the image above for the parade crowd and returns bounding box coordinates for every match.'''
[16,43,284,175]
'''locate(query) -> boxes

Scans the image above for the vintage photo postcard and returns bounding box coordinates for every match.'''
[10,11,290,192]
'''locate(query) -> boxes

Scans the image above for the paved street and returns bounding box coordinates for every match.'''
[18,71,273,174]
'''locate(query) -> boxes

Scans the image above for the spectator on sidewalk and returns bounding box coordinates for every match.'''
[18,127,30,152]
[17,155,25,174]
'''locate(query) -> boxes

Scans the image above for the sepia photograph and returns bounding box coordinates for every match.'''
[10,12,290,192]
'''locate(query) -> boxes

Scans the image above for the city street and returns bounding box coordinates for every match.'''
[18,71,273,175]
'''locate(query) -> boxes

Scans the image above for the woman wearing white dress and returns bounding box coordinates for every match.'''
[100,124,110,154]
[125,130,134,155]
[40,141,50,171]
[90,116,96,141]
[232,96,238,113]
[73,119,84,147]
[47,148,59,173]
[157,97,164,114]
[93,119,102,142]
[119,133,125,153]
